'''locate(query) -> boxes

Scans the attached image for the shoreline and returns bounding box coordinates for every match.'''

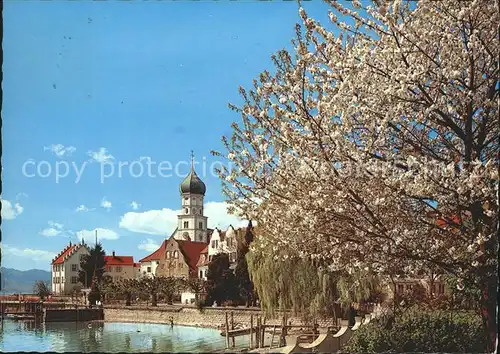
[99,319,220,330]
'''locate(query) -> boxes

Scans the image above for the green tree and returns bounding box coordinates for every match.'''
[234,221,257,307]
[78,243,106,288]
[33,280,51,300]
[158,277,181,305]
[110,278,140,306]
[135,276,180,307]
[206,253,238,305]
[88,275,101,306]
[183,278,207,305]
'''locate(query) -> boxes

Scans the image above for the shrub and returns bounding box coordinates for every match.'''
[344,307,488,353]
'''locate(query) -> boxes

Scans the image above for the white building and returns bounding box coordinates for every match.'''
[138,240,165,278]
[207,225,238,263]
[51,242,90,295]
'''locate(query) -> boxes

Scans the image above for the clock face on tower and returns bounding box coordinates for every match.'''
[183,232,191,241]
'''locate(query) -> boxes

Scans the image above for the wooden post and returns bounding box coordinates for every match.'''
[250,314,254,349]
[271,325,277,348]
[261,321,265,348]
[225,312,230,349]
[231,311,235,348]
[256,317,261,349]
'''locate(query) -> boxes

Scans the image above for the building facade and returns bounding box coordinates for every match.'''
[156,239,207,278]
[104,252,136,282]
[208,226,238,263]
[51,242,90,294]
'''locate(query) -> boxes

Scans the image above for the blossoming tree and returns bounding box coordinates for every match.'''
[215,0,498,349]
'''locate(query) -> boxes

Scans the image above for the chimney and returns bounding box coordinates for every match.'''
[112,251,115,257]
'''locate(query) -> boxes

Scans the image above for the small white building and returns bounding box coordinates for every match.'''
[51,242,90,295]
[208,225,238,263]
[138,240,165,277]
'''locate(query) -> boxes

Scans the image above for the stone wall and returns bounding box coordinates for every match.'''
[103,306,334,329]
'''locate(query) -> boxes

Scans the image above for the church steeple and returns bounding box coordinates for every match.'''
[175,151,208,243]
[180,151,206,195]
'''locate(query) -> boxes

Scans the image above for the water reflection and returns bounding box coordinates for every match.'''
[0,320,232,353]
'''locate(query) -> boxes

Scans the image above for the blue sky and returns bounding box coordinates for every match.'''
[1,0,332,271]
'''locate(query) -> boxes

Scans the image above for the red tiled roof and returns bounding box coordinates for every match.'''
[133,263,141,268]
[139,240,167,262]
[52,244,78,265]
[196,245,209,267]
[176,240,208,271]
[104,255,134,266]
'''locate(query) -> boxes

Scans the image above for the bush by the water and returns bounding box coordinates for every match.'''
[344,308,488,353]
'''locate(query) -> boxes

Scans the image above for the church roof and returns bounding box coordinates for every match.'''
[176,240,208,271]
[139,240,167,263]
[180,168,206,195]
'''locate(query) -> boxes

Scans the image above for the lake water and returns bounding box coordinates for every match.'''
[0,319,247,352]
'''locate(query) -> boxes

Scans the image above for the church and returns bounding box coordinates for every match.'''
[138,156,215,279]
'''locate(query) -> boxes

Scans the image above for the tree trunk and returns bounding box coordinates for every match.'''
[151,293,157,307]
[479,275,497,352]
[126,293,131,306]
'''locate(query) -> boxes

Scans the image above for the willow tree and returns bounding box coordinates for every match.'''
[215,0,498,349]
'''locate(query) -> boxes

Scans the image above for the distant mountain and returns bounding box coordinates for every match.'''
[0,267,51,294]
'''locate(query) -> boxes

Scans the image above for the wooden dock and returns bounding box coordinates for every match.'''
[219,311,321,351]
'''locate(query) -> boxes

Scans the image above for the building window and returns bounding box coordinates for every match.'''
[80,254,85,262]
[211,240,215,248]
[147,267,151,273]
[172,263,176,268]
[174,251,178,258]
[116,266,122,272]
[183,221,189,228]
[167,252,170,259]
[156,261,160,265]
[397,284,404,293]
[179,263,183,268]
[71,264,78,272]
[61,277,65,283]
[71,276,78,284]
[199,270,203,278]
[199,222,203,229]
[185,208,189,214]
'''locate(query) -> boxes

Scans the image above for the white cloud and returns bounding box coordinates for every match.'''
[88,147,114,163]
[118,201,248,235]
[100,198,112,211]
[40,221,67,237]
[44,144,76,158]
[130,201,140,210]
[1,199,24,220]
[3,244,56,262]
[48,221,64,229]
[119,208,178,235]
[75,204,94,212]
[138,238,160,252]
[76,228,119,242]
[40,228,61,237]
[204,201,249,229]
